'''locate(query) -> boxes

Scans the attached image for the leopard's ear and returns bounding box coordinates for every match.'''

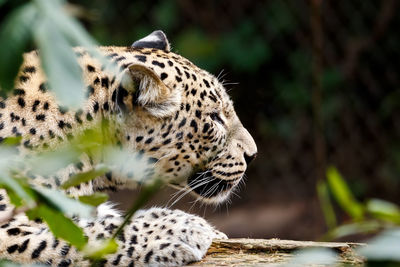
[131,30,171,52]
[117,64,180,118]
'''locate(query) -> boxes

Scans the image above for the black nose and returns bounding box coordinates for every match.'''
[244,152,257,165]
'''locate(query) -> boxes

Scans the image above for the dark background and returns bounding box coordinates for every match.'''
[7,0,400,241]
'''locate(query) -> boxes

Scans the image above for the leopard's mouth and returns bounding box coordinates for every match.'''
[184,170,242,203]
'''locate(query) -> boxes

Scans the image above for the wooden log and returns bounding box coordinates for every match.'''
[187,238,365,266]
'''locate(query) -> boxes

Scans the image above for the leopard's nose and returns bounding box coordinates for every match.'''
[244,152,257,165]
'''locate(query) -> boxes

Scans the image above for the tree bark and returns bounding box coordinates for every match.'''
[188,238,365,266]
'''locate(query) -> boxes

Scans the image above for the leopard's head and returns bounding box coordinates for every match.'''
[112,31,257,204]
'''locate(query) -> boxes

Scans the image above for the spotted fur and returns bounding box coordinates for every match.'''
[0,31,257,266]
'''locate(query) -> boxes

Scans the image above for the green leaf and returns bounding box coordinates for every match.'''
[0,147,16,171]
[33,0,119,76]
[5,187,24,207]
[26,147,79,176]
[0,260,45,267]
[366,199,400,224]
[73,127,108,156]
[317,180,337,230]
[288,248,338,266]
[33,17,84,109]
[326,166,364,220]
[83,238,118,260]
[0,177,36,208]
[103,147,153,183]
[61,166,109,189]
[34,187,93,218]
[0,3,37,94]
[0,147,19,175]
[78,193,109,206]
[34,0,96,47]
[323,221,381,241]
[0,147,35,207]
[358,229,400,261]
[28,205,87,250]
[0,136,22,146]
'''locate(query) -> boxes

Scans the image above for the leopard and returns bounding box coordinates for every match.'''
[0,30,257,266]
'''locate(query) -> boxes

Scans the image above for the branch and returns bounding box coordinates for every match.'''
[188,238,365,266]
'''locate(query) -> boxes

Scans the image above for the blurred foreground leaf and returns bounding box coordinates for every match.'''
[34,0,96,47]
[0,147,36,207]
[317,180,337,230]
[5,188,24,208]
[0,260,45,267]
[0,137,22,146]
[326,166,364,220]
[0,177,35,209]
[324,221,381,240]
[27,205,87,250]
[34,187,93,218]
[0,3,37,94]
[79,193,108,206]
[366,199,400,224]
[34,17,85,109]
[358,229,400,262]
[61,166,109,189]
[26,147,80,176]
[287,248,338,266]
[32,0,102,108]
[103,148,152,183]
[83,239,118,260]
[34,0,119,76]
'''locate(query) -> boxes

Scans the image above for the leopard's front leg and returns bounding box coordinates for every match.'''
[107,207,227,266]
[0,197,225,266]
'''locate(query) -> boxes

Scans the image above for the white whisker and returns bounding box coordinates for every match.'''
[168,174,217,208]
[222,82,239,86]
[216,69,225,81]
[167,171,210,205]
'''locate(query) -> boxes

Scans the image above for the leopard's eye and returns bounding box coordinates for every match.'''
[210,112,225,125]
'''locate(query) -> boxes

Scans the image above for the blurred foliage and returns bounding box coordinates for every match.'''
[310,166,400,265]
[316,166,400,265]
[287,248,338,266]
[0,125,165,262]
[0,261,44,267]
[0,121,160,262]
[0,0,161,264]
[0,0,89,107]
[319,167,400,240]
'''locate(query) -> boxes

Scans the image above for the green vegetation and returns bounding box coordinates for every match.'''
[320,167,400,239]
[0,0,161,264]
[318,166,400,265]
